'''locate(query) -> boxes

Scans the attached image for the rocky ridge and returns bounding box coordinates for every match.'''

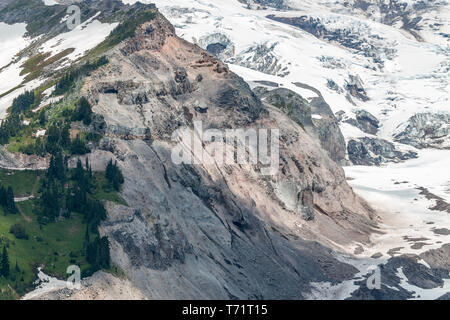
[74,12,379,299]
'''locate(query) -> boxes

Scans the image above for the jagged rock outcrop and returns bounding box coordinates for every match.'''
[394,112,450,150]
[77,13,378,299]
[348,137,418,166]
[253,86,348,165]
[344,110,380,135]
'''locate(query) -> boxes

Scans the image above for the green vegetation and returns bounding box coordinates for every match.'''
[0,0,66,36]
[89,9,157,57]
[20,49,75,82]
[0,203,93,297]
[11,90,35,114]
[0,1,151,299]
[106,160,124,192]
[9,224,28,240]
[0,160,125,298]
[72,97,93,125]
[0,170,42,197]
[0,113,23,145]
[54,57,108,96]
[0,186,18,215]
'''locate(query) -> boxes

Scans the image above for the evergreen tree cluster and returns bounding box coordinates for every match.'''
[54,57,109,96]
[19,123,90,157]
[106,160,124,191]
[86,236,110,271]
[0,186,18,215]
[46,124,71,155]
[0,114,22,145]
[37,152,67,224]
[11,90,35,114]
[35,155,116,273]
[72,97,93,125]
[70,134,90,155]
[9,223,28,240]
[36,156,107,232]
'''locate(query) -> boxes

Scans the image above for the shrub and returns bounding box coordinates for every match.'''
[9,224,28,240]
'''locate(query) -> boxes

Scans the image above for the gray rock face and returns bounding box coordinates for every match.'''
[350,244,450,300]
[253,87,313,128]
[254,85,348,165]
[394,112,450,150]
[348,137,418,166]
[80,13,377,299]
[345,110,379,135]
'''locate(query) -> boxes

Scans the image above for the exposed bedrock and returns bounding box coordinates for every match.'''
[80,13,377,299]
[254,86,348,165]
[348,137,418,166]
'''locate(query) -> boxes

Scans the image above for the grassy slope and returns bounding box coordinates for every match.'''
[0,169,125,298]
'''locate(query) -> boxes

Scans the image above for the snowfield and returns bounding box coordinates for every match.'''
[0,11,118,119]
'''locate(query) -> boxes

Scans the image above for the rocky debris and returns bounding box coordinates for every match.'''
[417,187,450,214]
[327,79,344,94]
[107,207,193,270]
[78,12,378,299]
[432,228,450,236]
[23,271,146,300]
[344,110,380,135]
[256,84,348,165]
[121,13,175,55]
[349,248,450,300]
[438,292,450,300]
[0,146,48,170]
[228,42,290,77]
[394,112,450,150]
[345,75,369,102]
[347,137,418,166]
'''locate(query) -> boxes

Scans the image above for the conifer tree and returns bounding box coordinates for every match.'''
[6,186,17,214]
[1,246,10,278]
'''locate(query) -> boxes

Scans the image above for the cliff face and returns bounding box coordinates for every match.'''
[71,13,378,299]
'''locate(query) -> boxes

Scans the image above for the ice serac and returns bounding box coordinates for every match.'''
[76,13,377,299]
[394,112,450,150]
